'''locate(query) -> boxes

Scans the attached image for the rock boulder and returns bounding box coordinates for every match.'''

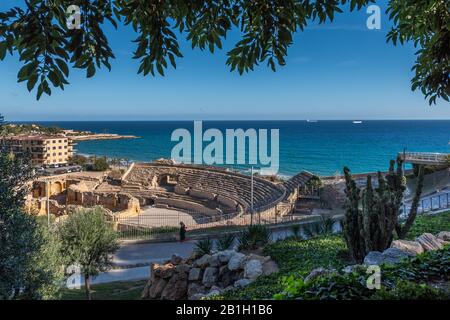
[193,254,211,268]
[244,259,263,280]
[228,252,246,271]
[364,251,383,266]
[202,267,219,287]
[188,268,202,281]
[381,247,409,264]
[437,231,450,241]
[390,239,424,256]
[142,249,278,300]
[160,271,188,300]
[416,233,444,251]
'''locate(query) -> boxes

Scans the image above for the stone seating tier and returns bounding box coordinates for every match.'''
[124,164,285,211]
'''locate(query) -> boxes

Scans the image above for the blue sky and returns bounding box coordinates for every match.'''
[0,1,449,121]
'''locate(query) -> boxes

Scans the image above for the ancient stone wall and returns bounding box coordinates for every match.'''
[142,251,279,300]
[216,195,238,210]
[189,189,216,201]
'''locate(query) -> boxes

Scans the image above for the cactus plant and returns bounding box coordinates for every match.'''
[343,157,424,262]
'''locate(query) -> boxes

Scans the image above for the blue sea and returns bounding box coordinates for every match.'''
[30,120,450,177]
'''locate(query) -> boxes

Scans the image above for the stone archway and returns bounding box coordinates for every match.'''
[50,181,64,195]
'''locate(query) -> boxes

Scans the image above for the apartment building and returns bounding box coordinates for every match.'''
[0,135,75,166]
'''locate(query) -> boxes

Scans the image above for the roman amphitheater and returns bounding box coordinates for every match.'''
[27,160,319,233]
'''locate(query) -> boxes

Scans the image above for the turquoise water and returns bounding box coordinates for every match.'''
[32,120,450,177]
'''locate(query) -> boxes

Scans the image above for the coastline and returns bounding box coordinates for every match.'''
[70,133,139,141]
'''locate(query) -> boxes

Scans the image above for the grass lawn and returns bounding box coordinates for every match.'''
[406,210,450,240]
[60,280,147,300]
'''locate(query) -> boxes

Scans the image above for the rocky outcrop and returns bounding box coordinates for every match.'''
[381,248,410,264]
[437,231,450,241]
[363,231,449,266]
[416,233,445,251]
[363,251,383,265]
[390,239,424,256]
[142,251,279,300]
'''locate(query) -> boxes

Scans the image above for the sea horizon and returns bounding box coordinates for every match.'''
[11,120,448,177]
[11,119,450,122]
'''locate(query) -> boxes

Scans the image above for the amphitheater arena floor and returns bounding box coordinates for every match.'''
[121,207,203,227]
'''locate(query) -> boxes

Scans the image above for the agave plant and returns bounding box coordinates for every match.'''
[195,238,213,256]
[238,224,271,250]
[290,224,301,238]
[303,215,336,239]
[216,233,235,251]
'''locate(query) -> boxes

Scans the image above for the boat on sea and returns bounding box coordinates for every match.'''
[352,120,363,124]
[306,120,318,123]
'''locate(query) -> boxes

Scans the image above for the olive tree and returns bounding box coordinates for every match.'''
[0,1,447,104]
[58,207,119,300]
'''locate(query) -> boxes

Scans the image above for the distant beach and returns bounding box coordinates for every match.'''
[25,120,450,177]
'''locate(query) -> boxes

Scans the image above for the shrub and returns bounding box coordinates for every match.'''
[372,280,449,300]
[238,224,271,251]
[382,245,450,284]
[290,224,301,238]
[221,235,347,300]
[92,157,109,171]
[303,215,335,238]
[195,238,213,256]
[216,233,235,251]
[406,211,450,240]
[70,154,88,166]
[274,245,450,300]
[274,271,374,300]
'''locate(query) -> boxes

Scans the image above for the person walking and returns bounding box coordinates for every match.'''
[179,221,187,242]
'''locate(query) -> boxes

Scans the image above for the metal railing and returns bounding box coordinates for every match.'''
[399,152,449,164]
[110,204,300,240]
[402,191,450,215]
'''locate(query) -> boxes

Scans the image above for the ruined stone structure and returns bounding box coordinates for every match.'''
[26,172,140,217]
[26,162,316,228]
[121,163,290,215]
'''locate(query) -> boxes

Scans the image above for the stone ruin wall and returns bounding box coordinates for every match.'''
[27,176,141,217]
[123,163,286,215]
[66,187,140,217]
[153,197,220,216]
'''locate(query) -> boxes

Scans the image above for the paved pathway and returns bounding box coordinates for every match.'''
[87,227,302,285]
[113,240,196,267]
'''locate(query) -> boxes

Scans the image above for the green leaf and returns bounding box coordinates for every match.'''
[156,63,164,76]
[87,64,96,78]
[27,74,38,92]
[48,71,61,87]
[55,59,69,77]
[36,83,44,100]
[0,42,6,60]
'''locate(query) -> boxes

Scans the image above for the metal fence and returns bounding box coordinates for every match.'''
[400,152,449,164]
[111,204,300,240]
[402,191,450,215]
